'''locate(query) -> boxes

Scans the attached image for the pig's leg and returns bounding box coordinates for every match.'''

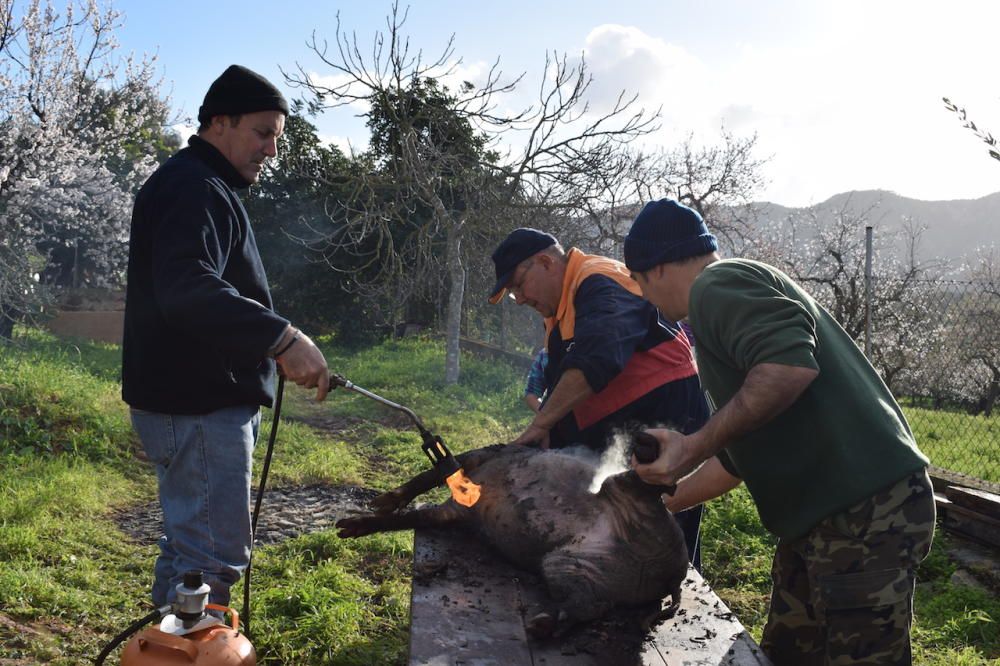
[372,444,504,514]
[525,551,614,638]
[337,501,468,538]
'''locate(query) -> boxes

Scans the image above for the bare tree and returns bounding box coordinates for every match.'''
[652,130,768,253]
[961,247,1000,415]
[747,197,948,390]
[559,130,768,260]
[943,97,1000,163]
[285,2,659,383]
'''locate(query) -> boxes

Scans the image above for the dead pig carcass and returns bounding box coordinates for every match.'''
[335,443,687,637]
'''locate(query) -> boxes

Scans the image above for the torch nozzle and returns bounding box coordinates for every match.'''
[326,374,481,506]
[422,434,461,478]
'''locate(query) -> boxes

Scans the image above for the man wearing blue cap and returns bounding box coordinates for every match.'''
[623,199,934,665]
[488,226,710,568]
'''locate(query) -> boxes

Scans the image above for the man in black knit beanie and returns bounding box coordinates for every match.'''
[123,64,331,608]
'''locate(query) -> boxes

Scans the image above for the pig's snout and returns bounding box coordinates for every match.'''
[632,431,660,464]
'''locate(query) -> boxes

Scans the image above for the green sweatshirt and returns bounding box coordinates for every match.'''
[689,259,928,539]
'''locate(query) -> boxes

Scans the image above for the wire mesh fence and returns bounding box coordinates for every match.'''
[867,278,1000,491]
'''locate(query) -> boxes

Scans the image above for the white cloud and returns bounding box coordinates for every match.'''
[572,6,1000,206]
[171,123,196,146]
[318,132,368,156]
[431,59,492,95]
[305,71,372,114]
[580,25,714,142]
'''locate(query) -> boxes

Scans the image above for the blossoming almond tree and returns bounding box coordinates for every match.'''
[0,0,169,338]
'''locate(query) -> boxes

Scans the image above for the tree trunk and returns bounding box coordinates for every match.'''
[0,303,17,341]
[976,365,1000,417]
[444,223,465,385]
[499,296,509,350]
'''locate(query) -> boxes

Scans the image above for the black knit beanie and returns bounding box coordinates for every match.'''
[197,65,289,126]
[624,199,718,272]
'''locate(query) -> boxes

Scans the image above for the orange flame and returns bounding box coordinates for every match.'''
[445,468,481,507]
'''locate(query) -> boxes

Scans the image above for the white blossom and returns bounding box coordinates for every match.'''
[1,0,168,329]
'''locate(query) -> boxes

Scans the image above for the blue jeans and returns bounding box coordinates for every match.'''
[130,405,260,607]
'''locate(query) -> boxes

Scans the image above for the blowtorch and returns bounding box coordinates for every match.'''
[328,374,481,507]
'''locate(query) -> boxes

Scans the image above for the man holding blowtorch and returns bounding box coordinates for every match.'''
[624,199,933,665]
[122,65,330,609]
[488,228,710,568]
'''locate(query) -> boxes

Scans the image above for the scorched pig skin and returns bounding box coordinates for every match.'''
[335,444,687,637]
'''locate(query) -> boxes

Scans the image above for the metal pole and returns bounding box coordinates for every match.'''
[864,226,873,357]
[329,374,429,434]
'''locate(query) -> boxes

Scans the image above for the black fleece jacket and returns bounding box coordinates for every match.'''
[122,136,288,414]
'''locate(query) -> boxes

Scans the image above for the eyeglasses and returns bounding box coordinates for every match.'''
[507,259,535,299]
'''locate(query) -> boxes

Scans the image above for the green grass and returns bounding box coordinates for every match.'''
[906,404,1000,484]
[700,485,778,638]
[0,330,526,664]
[1,328,998,664]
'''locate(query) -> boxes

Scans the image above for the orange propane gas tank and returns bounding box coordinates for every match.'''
[120,605,255,666]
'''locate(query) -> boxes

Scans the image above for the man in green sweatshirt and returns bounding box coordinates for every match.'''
[623,199,934,666]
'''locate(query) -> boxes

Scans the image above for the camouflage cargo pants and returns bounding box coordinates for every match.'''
[760,469,935,666]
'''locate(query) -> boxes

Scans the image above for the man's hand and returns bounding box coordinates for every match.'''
[631,428,700,487]
[660,455,742,514]
[507,368,592,450]
[275,328,330,401]
[509,422,551,449]
[634,363,819,487]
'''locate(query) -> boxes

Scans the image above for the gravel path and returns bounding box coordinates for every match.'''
[113,483,382,547]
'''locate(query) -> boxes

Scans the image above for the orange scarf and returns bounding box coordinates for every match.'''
[544,248,641,343]
[543,248,698,431]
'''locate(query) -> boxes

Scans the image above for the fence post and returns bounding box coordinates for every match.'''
[864,225,873,357]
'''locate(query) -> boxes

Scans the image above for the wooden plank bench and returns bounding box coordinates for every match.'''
[409,527,772,665]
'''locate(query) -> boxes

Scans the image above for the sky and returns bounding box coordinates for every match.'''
[111,0,1000,208]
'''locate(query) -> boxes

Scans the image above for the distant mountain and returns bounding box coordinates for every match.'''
[745,190,1000,263]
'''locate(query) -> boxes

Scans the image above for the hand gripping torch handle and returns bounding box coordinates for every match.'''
[632,431,677,496]
[329,374,461,480]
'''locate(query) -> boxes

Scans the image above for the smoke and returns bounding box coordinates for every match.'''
[587,430,631,493]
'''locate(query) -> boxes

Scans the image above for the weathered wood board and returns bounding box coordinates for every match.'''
[945,486,1000,521]
[937,493,1000,549]
[409,527,772,666]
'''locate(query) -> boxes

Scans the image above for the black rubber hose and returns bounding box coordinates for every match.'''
[243,374,284,641]
[94,376,287,662]
[94,604,169,665]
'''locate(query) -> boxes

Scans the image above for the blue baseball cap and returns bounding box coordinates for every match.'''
[488,228,558,304]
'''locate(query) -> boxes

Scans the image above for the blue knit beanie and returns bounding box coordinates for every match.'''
[624,199,718,272]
